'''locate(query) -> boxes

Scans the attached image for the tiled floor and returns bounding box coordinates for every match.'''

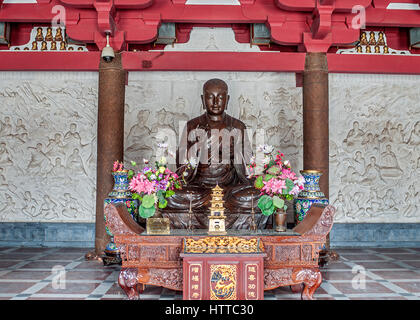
[1,246,420,300]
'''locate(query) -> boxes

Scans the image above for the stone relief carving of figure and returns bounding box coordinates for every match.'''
[0,193,16,219]
[382,189,398,215]
[362,132,379,153]
[402,184,418,218]
[66,148,88,176]
[341,151,366,184]
[60,193,78,219]
[38,195,59,220]
[348,192,366,219]
[406,121,420,150]
[361,156,386,185]
[27,143,52,176]
[48,157,67,176]
[380,144,403,178]
[46,133,66,160]
[378,121,393,144]
[391,123,407,144]
[0,116,13,137]
[21,191,39,218]
[366,188,385,217]
[63,123,86,153]
[332,191,348,220]
[0,142,13,167]
[343,121,365,149]
[126,109,153,161]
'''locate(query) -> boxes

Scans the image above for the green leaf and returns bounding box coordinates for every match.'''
[128,169,134,180]
[285,178,294,192]
[264,174,274,182]
[272,195,284,209]
[254,176,264,189]
[139,205,155,218]
[158,198,168,209]
[142,194,155,208]
[130,161,137,166]
[258,195,273,211]
[268,160,276,168]
[166,190,175,197]
[261,204,275,216]
[267,166,280,175]
[132,193,141,200]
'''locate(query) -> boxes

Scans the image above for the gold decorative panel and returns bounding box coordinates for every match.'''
[210,264,237,300]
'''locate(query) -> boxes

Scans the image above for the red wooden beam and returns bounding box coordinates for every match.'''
[327,53,420,74]
[0,51,420,75]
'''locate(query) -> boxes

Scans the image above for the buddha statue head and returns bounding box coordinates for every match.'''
[201,79,230,118]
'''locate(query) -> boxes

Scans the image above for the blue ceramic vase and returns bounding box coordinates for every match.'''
[103,170,139,258]
[293,170,329,224]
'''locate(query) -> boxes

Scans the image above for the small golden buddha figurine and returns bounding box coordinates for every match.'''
[31,41,38,50]
[45,27,53,41]
[55,27,63,42]
[368,31,376,45]
[24,47,29,51]
[360,32,368,45]
[365,45,371,53]
[68,46,74,51]
[356,45,362,53]
[60,41,67,50]
[14,47,20,50]
[41,41,48,51]
[77,47,83,51]
[377,32,385,46]
[383,46,389,54]
[50,41,57,50]
[374,45,380,53]
[35,27,44,41]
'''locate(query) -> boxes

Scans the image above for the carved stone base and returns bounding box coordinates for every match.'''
[318,249,340,267]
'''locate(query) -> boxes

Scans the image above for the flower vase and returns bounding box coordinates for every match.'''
[274,209,287,232]
[293,170,329,225]
[103,170,139,265]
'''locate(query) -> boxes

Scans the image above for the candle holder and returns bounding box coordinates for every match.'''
[187,192,193,232]
[250,196,257,232]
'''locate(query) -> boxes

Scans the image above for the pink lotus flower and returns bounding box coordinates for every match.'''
[129,173,156,195]
[262,178,286,195]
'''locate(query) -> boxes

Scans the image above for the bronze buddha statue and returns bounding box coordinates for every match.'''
[162,79,268,229]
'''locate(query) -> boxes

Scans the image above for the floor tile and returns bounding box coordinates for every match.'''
[0,282,36,294]
[0,270,52,280]
[36,282,101,294]
[369,271,420,280]
[389,281,420,293]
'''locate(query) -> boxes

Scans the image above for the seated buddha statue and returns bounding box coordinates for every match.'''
[162,79,268,230]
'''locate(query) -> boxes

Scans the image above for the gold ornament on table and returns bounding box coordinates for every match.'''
[50,41,57,50]
[365,45,371,53]
[31,41,38,50]
[208,184,227,235]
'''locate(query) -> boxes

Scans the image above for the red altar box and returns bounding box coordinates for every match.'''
[180,237,266,300]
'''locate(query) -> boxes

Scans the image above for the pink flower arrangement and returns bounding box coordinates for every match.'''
[247,146,303,216]
[112,160,124,172]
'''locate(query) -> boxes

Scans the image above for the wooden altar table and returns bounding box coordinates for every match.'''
[104,203,336,300]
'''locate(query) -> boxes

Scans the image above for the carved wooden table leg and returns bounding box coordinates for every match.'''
[119,268,140,300]
[293,268,322,300]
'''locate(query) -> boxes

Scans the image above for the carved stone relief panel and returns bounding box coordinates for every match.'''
[0,72,98,223]
[329,73,420,223]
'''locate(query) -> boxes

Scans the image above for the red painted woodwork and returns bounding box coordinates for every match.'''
[105,203,336,300]
[181,253,265,300]
[1,51,420,75]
